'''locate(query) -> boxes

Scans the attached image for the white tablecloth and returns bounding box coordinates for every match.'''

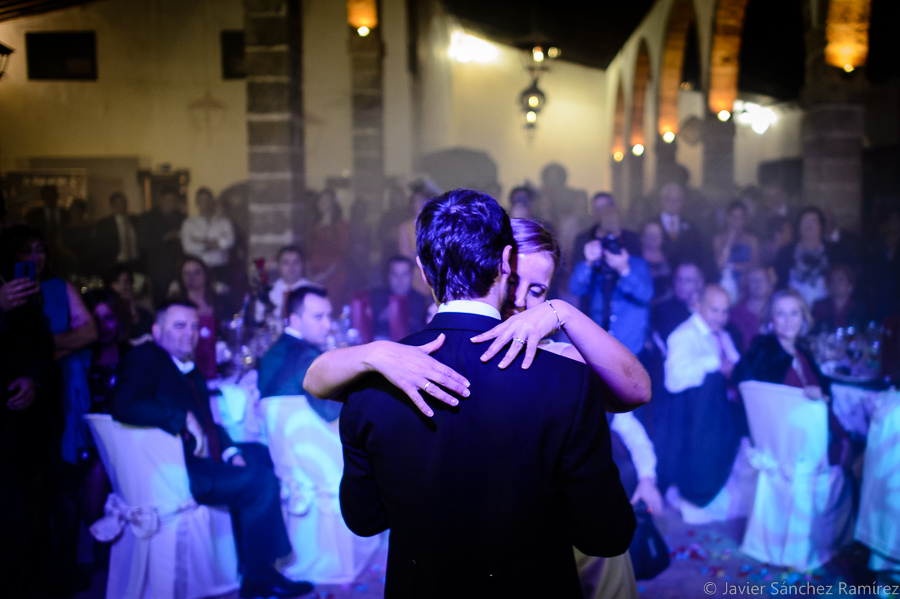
[208,370,266,444]
[831,383,894,438]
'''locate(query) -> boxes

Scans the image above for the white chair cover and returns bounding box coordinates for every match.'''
[737,381,853,571]
[84,414,239,599]
[260,396,381,584]
[854,390,900,574]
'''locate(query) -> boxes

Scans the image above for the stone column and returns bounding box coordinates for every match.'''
[348,23,385,204]
[628,153,645,205]
[702,116,736,200]
[244,0,305,262]
[802,104,864,229]
[800,0,867,231]
[655,134,679,188]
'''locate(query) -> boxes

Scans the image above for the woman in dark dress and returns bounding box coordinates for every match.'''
[735,288,848,465]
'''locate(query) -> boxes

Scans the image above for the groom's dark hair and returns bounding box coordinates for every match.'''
[416,188,514,304]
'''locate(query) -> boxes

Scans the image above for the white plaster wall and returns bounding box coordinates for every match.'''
[447,42,608,197]
[733,101,803,187]
[0,0,247,213]
[414,5,609,202]
[381,0,415,185]
[302,0,352,190]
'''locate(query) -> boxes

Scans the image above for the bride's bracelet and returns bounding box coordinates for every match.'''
[545,300,563,333]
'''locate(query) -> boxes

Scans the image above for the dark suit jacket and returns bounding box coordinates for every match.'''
[257,334,342,422]
[339,312,635,598]
[94,214,140,274]
[655,213,715,279]
[111,342,235,499]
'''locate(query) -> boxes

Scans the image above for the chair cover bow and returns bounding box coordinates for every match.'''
[89,493,198,542]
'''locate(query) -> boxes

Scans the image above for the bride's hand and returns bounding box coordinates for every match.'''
[367,335,471,417]
[470,302,558,369]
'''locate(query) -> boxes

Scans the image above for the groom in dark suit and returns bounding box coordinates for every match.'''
[339,189,635,598]
[112,299,313,599]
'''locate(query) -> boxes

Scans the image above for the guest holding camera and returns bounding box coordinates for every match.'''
[569,204,654,356]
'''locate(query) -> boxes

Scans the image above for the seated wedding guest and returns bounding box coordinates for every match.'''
[760,215,792,268]
[713,200,759,297]
[651,262,704,351]
[268,245,317,320]
[664,284,744,509]
[181,187,235,286]
[105,264,154,344]
[370,256,427,341]
[811,264,867,334]
[729,267,774,352]
[641,221,672,300]
[774,206,840,307]
[169,255,233,378]
[734,288,848,465]
[257,286,341,422]
[112,300,314,599]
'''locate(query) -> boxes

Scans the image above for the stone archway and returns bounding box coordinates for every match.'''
[708,0,750,115]
[657,0,696,139]
[630,40,652,199]
[611,82,627,201]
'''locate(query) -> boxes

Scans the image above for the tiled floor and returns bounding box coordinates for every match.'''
[72,506,893,599]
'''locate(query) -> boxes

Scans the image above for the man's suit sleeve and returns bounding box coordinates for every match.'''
[559,366,636,557]
[338,392,389,537]
[112,348,187,436]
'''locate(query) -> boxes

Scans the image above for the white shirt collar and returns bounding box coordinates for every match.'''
[284,326,303,340]
[437,299,501,320]
[690,312,712,336]
[171,354,195,374]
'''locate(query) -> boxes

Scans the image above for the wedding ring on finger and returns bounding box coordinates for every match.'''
[513,337,526,345]
[422,381,431,393]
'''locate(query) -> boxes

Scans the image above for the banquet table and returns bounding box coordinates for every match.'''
[831,382,894,438]
[208,369,266,444]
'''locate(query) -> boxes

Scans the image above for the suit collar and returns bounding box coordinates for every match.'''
[424,312,501,334]
[278,333,316,351]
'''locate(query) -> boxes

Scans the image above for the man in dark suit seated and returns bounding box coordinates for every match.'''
[369,256,428,341]
[112,299,313,599]
[257,286,341,422]
[339,188,636,598]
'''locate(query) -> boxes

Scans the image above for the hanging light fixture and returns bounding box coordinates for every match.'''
[0,41,13,80]
[516,36,558,130]
[824,0,871,72]
[347,0,378,37]
[519,78,546,129]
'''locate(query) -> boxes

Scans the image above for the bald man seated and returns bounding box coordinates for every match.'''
[663,285,747,508]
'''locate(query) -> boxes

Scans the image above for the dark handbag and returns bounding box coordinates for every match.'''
[628,501,670,580]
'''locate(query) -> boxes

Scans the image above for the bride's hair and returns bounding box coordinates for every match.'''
[510,219,560,269]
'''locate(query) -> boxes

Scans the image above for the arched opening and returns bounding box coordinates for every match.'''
[612,82,626,162]
[630,40,652,153]
[611,82,627,201]
[657,0,697,139]
[709,0,749,115]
